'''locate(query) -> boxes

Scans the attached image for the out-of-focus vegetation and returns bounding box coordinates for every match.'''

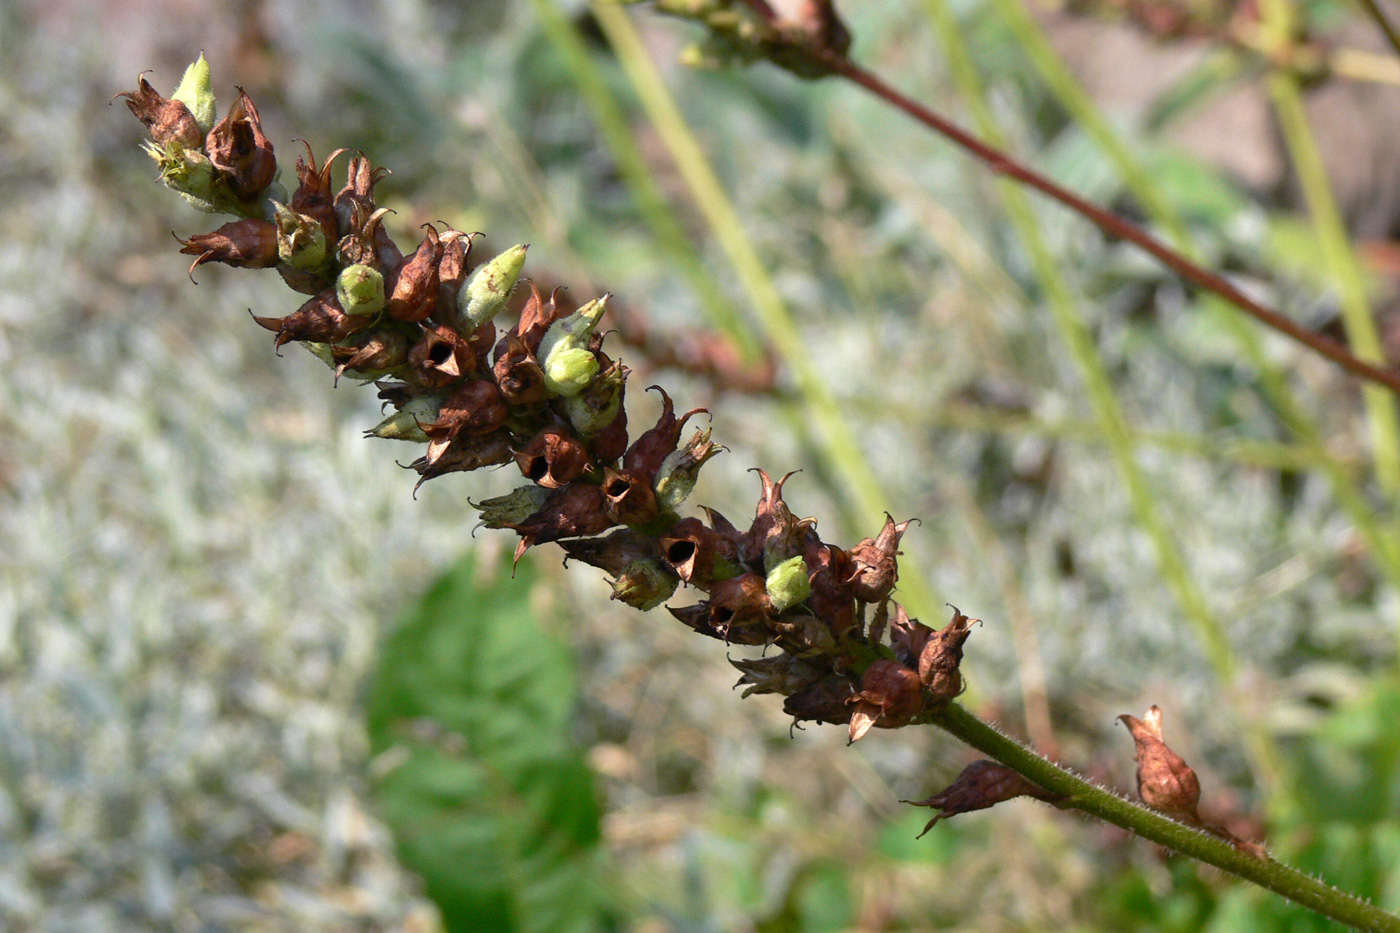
[5,0,1400,928]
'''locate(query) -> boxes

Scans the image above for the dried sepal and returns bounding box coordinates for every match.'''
[1119,706,1202,825]
[408,429,513,488]
[289,142,345,241]
[658,515,742,587]
[408,324,474,388]
[333,327,408,379]
[917,606,975,702]
[602,467,660,526]
[905,761,1061,836]
[508,483,616,548]
[251,289,369,348]
[624,386,708,480]
[492,332,548,406]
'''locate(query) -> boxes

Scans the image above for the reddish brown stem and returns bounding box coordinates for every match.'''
[817,53,1400,396]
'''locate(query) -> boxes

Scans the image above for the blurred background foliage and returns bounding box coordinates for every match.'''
[5,0,1400,928]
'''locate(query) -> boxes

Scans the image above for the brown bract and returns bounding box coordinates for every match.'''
[290,143,346,242]
[409,324,474,388]
[659,515,740,586]
[333,328,409,378]
[602,467,659,525]
[492,333,548,405]
[624,387,707,480]
[905,760,1061,836]
[917,607,975,702]
[784,674,858,726]
[847,514,914,603]
[509,483,616,549]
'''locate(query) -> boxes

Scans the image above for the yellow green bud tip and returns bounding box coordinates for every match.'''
[765,555,811,613]
[457,243,528,329]
[336,264,385,317]
[171,52,217,132]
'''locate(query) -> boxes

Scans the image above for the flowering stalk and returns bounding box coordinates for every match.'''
[121,58,1400,932]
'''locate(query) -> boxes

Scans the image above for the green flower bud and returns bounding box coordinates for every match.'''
[610,558,680,611]
[471,486,552,530]
[653,427,722,513]
[336,264,384,317]
[367,394,444,442]
[765,554,811,613]
[171,52,217,133]
[562,360,625,435]
[273,202,328,271]
[539,295,608,398]
[457,243,528,329]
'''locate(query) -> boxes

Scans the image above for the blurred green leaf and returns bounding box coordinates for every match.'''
[367,551,611,933]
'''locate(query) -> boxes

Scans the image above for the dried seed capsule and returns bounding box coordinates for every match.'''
[177,218,279,275]
[457,243,528,329]
[904,761,1061,836]
[1119,706,1202,825]
[848,660,924,742]
[205,89,276,201]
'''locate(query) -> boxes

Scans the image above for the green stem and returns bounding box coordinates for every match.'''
[930,703,1400,933]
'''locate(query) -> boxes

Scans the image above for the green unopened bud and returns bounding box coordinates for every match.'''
[472,486,552,530]
[610,558,680,611]
[653,427,722,513]
[367,394,444,442]
[562,360,624,436]
[539,295,608,398]
[171,52,217,133]
[273,202,328,270]
[457,243,528,329]
[336,264,384,317]
[765,555,811,613]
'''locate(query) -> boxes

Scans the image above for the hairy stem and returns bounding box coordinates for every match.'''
[930,703,1400,933]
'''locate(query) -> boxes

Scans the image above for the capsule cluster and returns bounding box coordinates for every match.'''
[123,56,974,740]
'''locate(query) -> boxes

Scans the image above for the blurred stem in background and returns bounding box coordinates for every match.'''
[980,0,1400,649]
[1257,0,1400,505]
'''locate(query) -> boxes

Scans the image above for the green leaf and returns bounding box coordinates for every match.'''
[367,550,610,933]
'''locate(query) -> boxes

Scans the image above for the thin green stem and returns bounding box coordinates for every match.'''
[530,0,760,360]
[930,703,1400,933]
[590,0,942,620]
[1258,6,1400,500]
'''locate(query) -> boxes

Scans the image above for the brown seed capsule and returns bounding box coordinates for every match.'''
[803,539,858,639]
[385,226,442,322]
[333,327,409,378]
[558,528,661,576]
[770,614,837,658]
[492,332,547,406]
[784,674,858,726]
[847,514,915,604]
[659,516,741,587]
[424,380,508,440]
[408,324,474,388]
[848,659,924,742]
[588,401,630,465]
[509,483,616,548]
[118,73,203,151]
[251,289,369,348]
[334,154,392,236]
[888,603,932,667]
[434,230,477,321]
[601,467,659,526]
[706,572,772,635]
[1119,706,1202,825]
[917,607,975,702]
[409,429,513,488]
[743,469,810,569]
[904,760,1061,837]
[730,653,824,698]
[205,89,276,202]
[514,426,590,488]
[178,218,279,276]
